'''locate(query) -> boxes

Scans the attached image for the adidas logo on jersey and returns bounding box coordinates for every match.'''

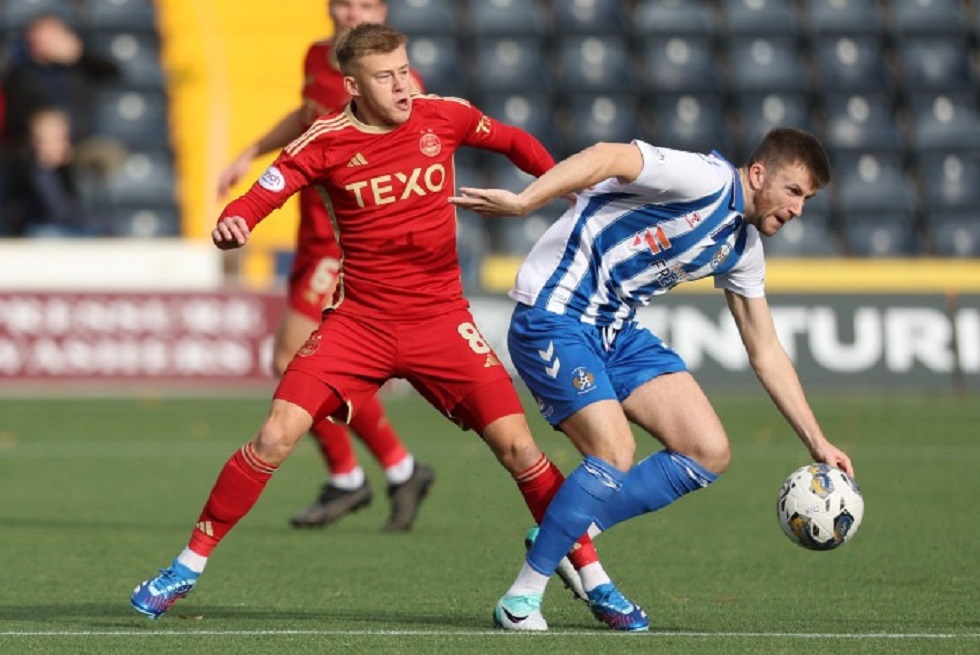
[346,152,368,167]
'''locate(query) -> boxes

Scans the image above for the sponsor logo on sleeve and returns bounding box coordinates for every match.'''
[259,166,286,192]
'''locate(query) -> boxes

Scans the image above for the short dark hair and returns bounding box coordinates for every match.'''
[747,127,831,189]
[335,23,407,75]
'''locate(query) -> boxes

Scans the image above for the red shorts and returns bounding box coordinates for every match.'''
[274,306,524,431]
[287,253,340,322]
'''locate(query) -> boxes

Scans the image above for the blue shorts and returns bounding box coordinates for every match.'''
[508,304,687,426]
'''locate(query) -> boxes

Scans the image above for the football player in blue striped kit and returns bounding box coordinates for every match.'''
[451,128,856,631]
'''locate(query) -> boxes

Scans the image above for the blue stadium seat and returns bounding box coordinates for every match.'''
[472,38,550,94]
[93,89,170,149]
[553,0,630,35]
[103,149,176,206]
[720,0,801,38]
[918,152,980,213]
[646,93,733,157]
[476,92,561,155]
[926,211,980,257]
[86,31,164,90]
[896,37,974,94]
[556,36,634,95]
[83,0,157,31]
[464,0,547,37]
[562,94,640,157]
[726,37,808,94]
[106,203,181,238]
[406,36,464,97]
[812,35,894,94]
[734,92,813,161]
[763,209,841,258]
[840,211,918,257]
[835,153,917,215]
[821,93,906,157]
[801,0,884,38]
[632,0,715,38]
[486,160,564,256]
[890,0,968,38]
[1,0,75,30]
[909,93,980,155]
[387,0,458,36]
[638,36,721,94]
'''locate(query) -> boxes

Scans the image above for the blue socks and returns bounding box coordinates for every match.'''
[526,455,625,576]
[594,451,717,532]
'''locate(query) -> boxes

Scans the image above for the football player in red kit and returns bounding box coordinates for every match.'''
[217,0,433,532]
[132,23,645,631]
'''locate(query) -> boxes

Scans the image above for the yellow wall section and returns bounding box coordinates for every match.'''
[157,1,331,288]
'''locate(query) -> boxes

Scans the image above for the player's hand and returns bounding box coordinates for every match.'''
[449,188,527,218]
[811,441,855,479]
[212,216,250,250]
[216,147,258,199]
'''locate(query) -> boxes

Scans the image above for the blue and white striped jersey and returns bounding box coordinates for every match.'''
[510,141,766,328]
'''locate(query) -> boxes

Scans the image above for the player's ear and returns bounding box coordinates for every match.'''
[344,75,360,98]
[748,161,766,191]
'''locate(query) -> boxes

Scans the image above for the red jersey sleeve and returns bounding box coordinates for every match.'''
[219,125,333,230]
[454,102,555,177]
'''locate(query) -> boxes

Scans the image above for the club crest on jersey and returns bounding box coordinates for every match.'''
[571,367,596,394]
[420,131,442,157]
[296,333,321,357]
[259,165,286,192]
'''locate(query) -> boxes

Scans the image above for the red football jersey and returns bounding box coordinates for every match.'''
[222,95,554,319]
[296,41,425,260]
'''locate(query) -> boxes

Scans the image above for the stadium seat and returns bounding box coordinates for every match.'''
[719,0,801,38]
[821,92,907,157]
[406,36,465,98]
[632,0,715,38]
[103,149,177,206]
[890,0,967,38]
[387,0,458,36]
[763,209,842,258]
[1,0,75,30]
[925,211,980,257]
[835,153,917,215]
[475,92,561,155]
[839,211,918,257]
[556,36,635,95]
[552,0,630,35]
[909,93,980,155]
[106,203,181,238]
[638,35,722,94]
[733,92,813,161]
[93,89,171,149]
[726,37,808,94]
[561,94,639,157]
[471,38,550,94]
[464,0,548,37]
[86,31,165,90]
[917,152,980,213]
[812,35,894,94]
[801,0,884,38]
[895,37,974,95]
[83,0,158,31]
[645,93,733,157]
[486,161,564,256]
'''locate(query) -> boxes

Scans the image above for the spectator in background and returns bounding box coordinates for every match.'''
[2,13,126,211]
[5,107,99,237]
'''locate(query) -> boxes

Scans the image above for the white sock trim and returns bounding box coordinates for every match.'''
[331,466,366,490]
[177,548,207,574]
[385,454,415,485]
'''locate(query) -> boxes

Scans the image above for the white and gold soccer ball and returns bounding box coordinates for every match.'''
[776,463,864,551]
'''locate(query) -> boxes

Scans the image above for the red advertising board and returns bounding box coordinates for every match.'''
[0,292,285,387]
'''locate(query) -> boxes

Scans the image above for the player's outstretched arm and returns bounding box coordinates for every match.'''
[216,108,307,199]
[451,142,644,218]
[212,216,251,250]
[725,290,855,477]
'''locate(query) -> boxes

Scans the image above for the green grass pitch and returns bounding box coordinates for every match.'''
[1,391,978,654]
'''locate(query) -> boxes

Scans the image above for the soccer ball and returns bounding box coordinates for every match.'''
[776,463,864,551]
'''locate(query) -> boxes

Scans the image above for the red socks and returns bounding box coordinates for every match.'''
[514,454,599,569]
[188,443,277,556]
[311,418,356,476]
[348,395,408,469]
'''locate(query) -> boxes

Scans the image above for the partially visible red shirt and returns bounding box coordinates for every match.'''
[297,40,424,260]
[223,95,554,319]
